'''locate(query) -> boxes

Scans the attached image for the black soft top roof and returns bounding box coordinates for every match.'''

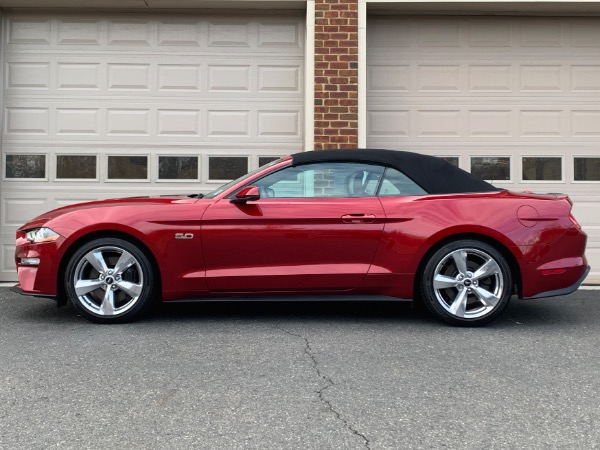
[291,149,501,195]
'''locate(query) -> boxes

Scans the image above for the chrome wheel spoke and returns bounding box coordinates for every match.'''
[99,288,116,316]
[449,288,468,318]
[452,250,469,276]
[434,274,458,290]
[472,258,501,281]
[85,251,109,274]
[116,280,142,298]
[74,278,104,296]
[114,251,136,276]
[472,286,500,309]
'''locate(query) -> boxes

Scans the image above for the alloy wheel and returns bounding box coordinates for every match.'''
[432,247,505,319]
[72,245,144,317]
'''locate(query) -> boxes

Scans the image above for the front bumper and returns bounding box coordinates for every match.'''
[14,235,68,297]
[11,284,56,299]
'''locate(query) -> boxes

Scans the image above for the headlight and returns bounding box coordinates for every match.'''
[25,227,61,243]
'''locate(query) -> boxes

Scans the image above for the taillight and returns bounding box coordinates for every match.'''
[569,213,582,229]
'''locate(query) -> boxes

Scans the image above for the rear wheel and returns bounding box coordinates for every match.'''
[421,239,512,326]
[64,238,156,323]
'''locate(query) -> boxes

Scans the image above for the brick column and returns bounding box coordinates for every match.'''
[314,0,359,150]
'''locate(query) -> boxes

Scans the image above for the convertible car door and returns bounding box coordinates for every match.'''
[200,162,386,292]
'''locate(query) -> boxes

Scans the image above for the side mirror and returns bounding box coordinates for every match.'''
[231,186,260,204]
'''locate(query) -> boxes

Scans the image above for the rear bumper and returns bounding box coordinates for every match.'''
[519,225,589,298]
[526,265,590,299]
[519,221,590,298]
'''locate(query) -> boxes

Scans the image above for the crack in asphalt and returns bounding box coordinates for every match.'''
[277,326,371,450]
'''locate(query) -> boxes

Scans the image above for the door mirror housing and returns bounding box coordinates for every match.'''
[231,186,261,204]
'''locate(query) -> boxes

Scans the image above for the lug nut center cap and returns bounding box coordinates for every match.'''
[105,277,114,285]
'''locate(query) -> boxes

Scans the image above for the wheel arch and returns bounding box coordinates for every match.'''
[56,230,162,306]
[413,232,522,301]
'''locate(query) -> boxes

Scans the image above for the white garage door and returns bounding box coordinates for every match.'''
[367,16,600,282]
[0,12,304,281]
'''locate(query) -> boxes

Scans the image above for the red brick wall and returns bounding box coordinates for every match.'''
[314,0,359,150]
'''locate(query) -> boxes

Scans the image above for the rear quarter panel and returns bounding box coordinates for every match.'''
[372,191,577,298]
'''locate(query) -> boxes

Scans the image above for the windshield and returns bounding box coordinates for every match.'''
[203,158,283,199]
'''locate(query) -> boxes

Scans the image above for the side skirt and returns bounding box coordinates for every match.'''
[167,294,410,303]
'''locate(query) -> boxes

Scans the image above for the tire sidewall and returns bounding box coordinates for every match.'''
[64,238,156,323]
[421,239,513,327]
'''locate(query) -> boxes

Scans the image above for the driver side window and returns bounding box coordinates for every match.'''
[254,162,384,198]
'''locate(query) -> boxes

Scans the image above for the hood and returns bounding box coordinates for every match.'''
[19,195,200,231]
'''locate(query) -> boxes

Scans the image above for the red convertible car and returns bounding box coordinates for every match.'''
[13,149,589,326]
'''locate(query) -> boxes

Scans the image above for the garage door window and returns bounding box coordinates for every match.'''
[158,156,199,180]
[209,156,248,181]
[574,157,600,182]
[107,156,148,180]
[522,157,562,181]
[471,157,510,182]
[5,155,46,179]
[57,155,97,180]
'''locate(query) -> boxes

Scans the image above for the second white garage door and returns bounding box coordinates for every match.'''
[367,16,600,282]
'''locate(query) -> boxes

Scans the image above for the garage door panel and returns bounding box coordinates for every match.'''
[368,63,600,98]
[2,197,50,228]
[571,65,600,92]
[3,102,303,143]
[7,14,302,51]
[5,57,303,99]
[4,106,50,135]
[1,241,17,275]
[367,105,600,142]
[368,16,600,51]
[6,61,51,90]
[368,15,600,282]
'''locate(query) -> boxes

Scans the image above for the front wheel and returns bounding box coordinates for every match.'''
[420,240,513,326]
[64,238,157,323]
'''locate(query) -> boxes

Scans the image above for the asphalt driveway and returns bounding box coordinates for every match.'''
[0,288,599,449]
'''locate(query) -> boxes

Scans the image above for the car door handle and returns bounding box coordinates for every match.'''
[341,214,377,224]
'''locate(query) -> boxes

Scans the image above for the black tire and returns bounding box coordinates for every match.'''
[420,239,512,326]
[64,237,157,323]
